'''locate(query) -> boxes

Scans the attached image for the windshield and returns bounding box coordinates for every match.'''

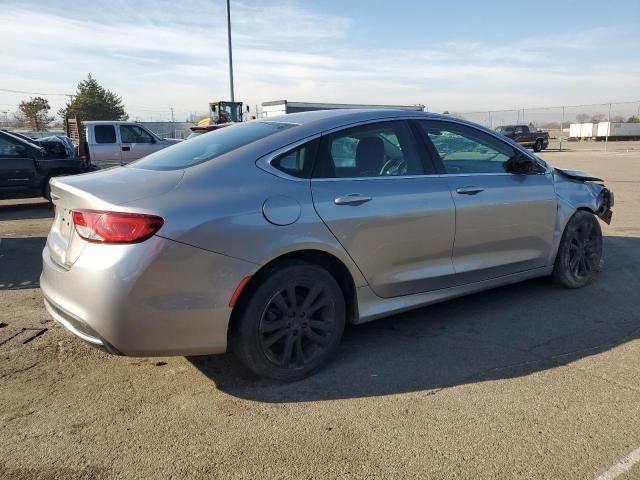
[130,122,294,170]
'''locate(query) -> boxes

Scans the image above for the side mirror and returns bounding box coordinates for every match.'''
[507,154,538,174]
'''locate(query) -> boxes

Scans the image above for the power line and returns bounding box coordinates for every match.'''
[457,100,640,115]
[0,87,73,97]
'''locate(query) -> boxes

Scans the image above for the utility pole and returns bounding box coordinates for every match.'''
[226,0,235,102]
[560,105,565,152]
[605,103,611,152]
[170,107,175,138]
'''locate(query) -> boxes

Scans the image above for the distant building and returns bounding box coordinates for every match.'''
[261,100,425,119]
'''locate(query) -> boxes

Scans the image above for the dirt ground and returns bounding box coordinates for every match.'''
[1,149,639,479]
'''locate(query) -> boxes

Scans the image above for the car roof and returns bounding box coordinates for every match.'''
[264,108,442,126]
[83,121,138,125]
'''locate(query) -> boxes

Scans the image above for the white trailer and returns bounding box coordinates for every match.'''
[569,122,595,139]
[261,100,425,119]
[596,122,640,140]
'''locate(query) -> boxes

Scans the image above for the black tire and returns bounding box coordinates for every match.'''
[552,211,603,288]
[533,139,543,152]
[230,262,346,382]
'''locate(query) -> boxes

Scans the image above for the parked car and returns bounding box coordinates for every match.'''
[495,124,549,151]
[69,120,181,168]
[41,110,613,381]
[0,129,92,201]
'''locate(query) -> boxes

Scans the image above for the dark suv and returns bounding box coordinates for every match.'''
[0,129,92,201]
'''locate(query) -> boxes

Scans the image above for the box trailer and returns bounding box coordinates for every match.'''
[569,122,595,140]
[261,100,425,119]
[596,122,640,140]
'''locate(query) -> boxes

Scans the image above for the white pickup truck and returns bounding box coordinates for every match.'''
[67,119,181,168]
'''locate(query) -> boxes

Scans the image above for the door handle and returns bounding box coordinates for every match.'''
[334,194,373,206]
[122,146,131,151]
[456,186,484,195]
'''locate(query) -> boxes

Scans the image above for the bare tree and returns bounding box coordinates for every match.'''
[17,96,54,131]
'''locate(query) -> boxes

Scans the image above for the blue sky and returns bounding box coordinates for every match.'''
[1,0,639,120]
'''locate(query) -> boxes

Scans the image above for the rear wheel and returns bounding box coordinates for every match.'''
[231,262,346,381]
[552,211,603,288]
[533,139,543,152]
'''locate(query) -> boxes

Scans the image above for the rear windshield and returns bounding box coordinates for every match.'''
[130,122,294,170]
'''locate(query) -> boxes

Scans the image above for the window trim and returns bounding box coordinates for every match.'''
[256,116,550,182]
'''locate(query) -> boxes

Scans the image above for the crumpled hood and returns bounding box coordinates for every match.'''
[554,168,603,182]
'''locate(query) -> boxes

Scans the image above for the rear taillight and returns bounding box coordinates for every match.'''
[72,210,164,244]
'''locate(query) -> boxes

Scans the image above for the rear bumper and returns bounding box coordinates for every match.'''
[41,236,257,356]
[43,295,122,354]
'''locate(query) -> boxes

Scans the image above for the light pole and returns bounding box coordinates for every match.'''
[226,0,235,102]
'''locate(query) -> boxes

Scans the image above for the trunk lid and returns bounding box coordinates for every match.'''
[46,166,183,268]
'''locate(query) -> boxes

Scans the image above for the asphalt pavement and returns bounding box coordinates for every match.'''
[1,150,639,479]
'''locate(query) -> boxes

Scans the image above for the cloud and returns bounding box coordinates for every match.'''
[0,1,638,120]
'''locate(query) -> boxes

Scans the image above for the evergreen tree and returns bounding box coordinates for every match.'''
[59,74,128,121]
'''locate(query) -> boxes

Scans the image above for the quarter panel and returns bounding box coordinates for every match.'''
[41,237,255,355]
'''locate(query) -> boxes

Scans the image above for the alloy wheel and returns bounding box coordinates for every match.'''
[259,283,336,369]
[568,221,600,278]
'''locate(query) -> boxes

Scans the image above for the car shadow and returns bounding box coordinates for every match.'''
[188,235,640,402]
[0,237,46,290]
[0,201,53,221]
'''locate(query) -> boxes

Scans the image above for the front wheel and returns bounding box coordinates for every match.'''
[231,262,346,381]
[552,211,603,288]
[533,139,543,152]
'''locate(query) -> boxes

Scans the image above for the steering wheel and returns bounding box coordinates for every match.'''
[379,157,407,176]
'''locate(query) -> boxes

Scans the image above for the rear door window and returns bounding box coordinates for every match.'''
[94,125,116,144]
[313,121,424,178]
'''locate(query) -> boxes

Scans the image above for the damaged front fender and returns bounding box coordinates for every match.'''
[553,168,614,224]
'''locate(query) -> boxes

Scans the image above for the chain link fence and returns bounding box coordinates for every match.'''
[451,101,640,152]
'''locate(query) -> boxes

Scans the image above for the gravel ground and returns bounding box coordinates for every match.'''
[1,149,639,479]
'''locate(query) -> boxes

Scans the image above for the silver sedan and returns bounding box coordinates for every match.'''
[41,109,614,381]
